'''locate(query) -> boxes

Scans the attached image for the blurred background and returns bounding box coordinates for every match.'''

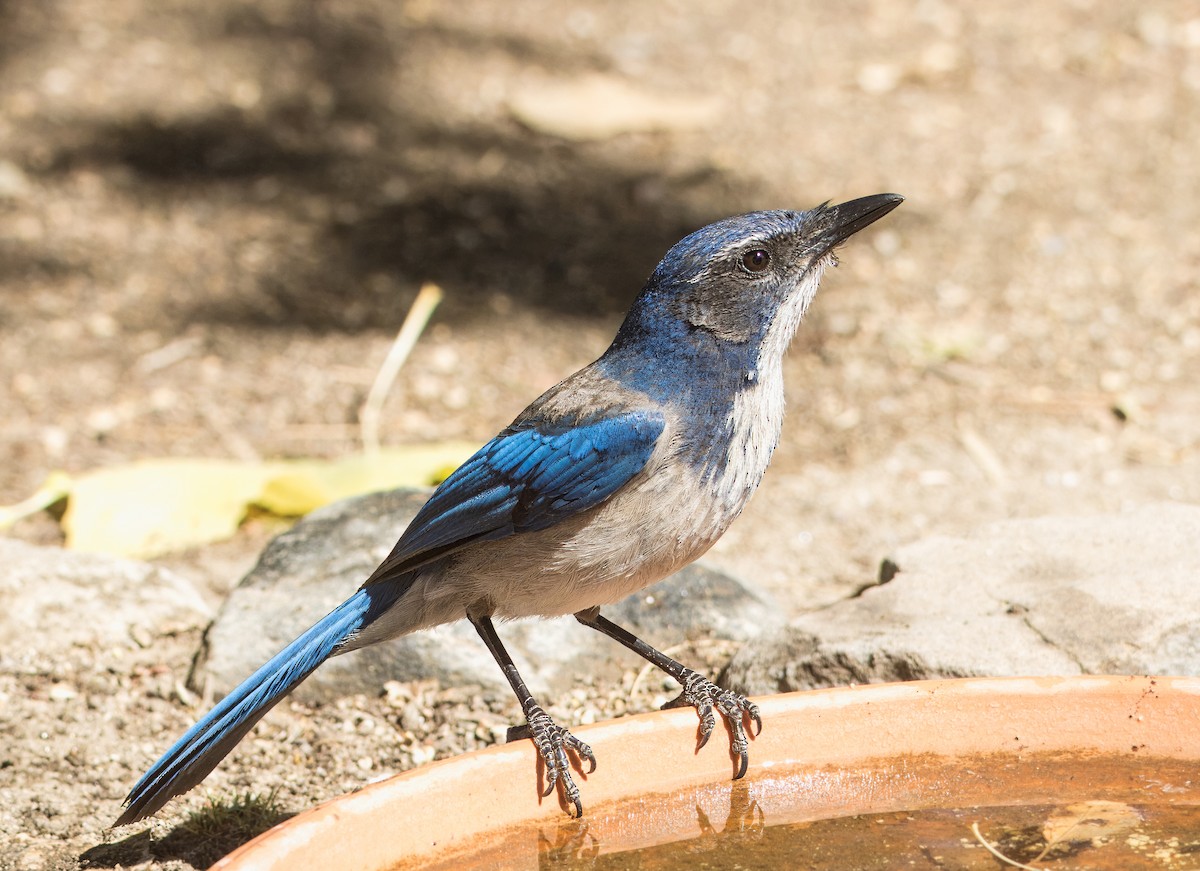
[1,0,1198,612]
[3,2,1200,866]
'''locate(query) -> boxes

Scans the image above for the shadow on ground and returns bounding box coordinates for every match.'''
[37,3,746,332]
[80,806,295,870]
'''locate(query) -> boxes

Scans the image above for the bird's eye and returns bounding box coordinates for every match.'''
[741,249,771,273]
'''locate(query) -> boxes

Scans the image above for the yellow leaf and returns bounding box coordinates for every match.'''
[63,458,272,558]
[256,445,477,516]
[0,470,72,529]
[56,444,478,559]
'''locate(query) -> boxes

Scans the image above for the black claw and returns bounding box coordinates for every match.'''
[521,702,594,816]
[669,670,761,779]
[750,710,763,736]
[733,748,749,780]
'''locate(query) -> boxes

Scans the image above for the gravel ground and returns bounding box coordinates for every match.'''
[1,1,1198,868]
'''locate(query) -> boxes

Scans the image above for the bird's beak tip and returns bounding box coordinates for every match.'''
[823,192,904,247]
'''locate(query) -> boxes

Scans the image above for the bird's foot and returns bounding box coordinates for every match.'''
[509,702,597,817]
[662,670,762,779]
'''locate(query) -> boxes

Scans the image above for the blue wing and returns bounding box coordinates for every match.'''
[363,409,664,586]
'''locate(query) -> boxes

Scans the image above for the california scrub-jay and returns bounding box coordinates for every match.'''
[117,192,903,824]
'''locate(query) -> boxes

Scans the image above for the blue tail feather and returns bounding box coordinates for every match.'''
[117,587,379,824]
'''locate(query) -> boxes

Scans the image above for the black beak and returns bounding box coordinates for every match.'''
[820,193,904,251]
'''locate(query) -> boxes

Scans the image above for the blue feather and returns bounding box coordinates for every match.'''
[363,410,664,586]
[116,586,397,824]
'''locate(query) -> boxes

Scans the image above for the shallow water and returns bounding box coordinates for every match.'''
[543,800,1200,870]
[397,753,1200,870]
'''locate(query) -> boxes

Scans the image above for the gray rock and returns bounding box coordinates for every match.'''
[724,502,1200,695]
[194,488,782,701]
[0,539,209,670]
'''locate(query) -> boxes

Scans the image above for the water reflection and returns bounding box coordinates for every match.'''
[695,780,765,847]
[537,779,765,869]
[536,820,598,868]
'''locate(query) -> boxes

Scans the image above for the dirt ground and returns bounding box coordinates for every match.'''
[2,1,1198,868]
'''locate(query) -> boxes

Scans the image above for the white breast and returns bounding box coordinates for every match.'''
[711,362,786,511]
[710,259,825,512]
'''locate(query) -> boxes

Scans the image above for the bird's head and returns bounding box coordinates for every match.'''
[599,194,902,403]
[641,194,904,348]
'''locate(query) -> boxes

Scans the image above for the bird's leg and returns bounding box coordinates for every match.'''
[574,607,761,779]
[469,613,596,816]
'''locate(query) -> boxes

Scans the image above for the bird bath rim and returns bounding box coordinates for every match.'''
[211,675,1200,871]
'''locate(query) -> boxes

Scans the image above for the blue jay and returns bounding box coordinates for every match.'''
[117,193,902,824]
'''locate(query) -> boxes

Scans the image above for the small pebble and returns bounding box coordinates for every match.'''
[48,683,76,702]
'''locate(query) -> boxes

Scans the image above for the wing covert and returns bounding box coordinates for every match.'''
[362,410,664,585]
